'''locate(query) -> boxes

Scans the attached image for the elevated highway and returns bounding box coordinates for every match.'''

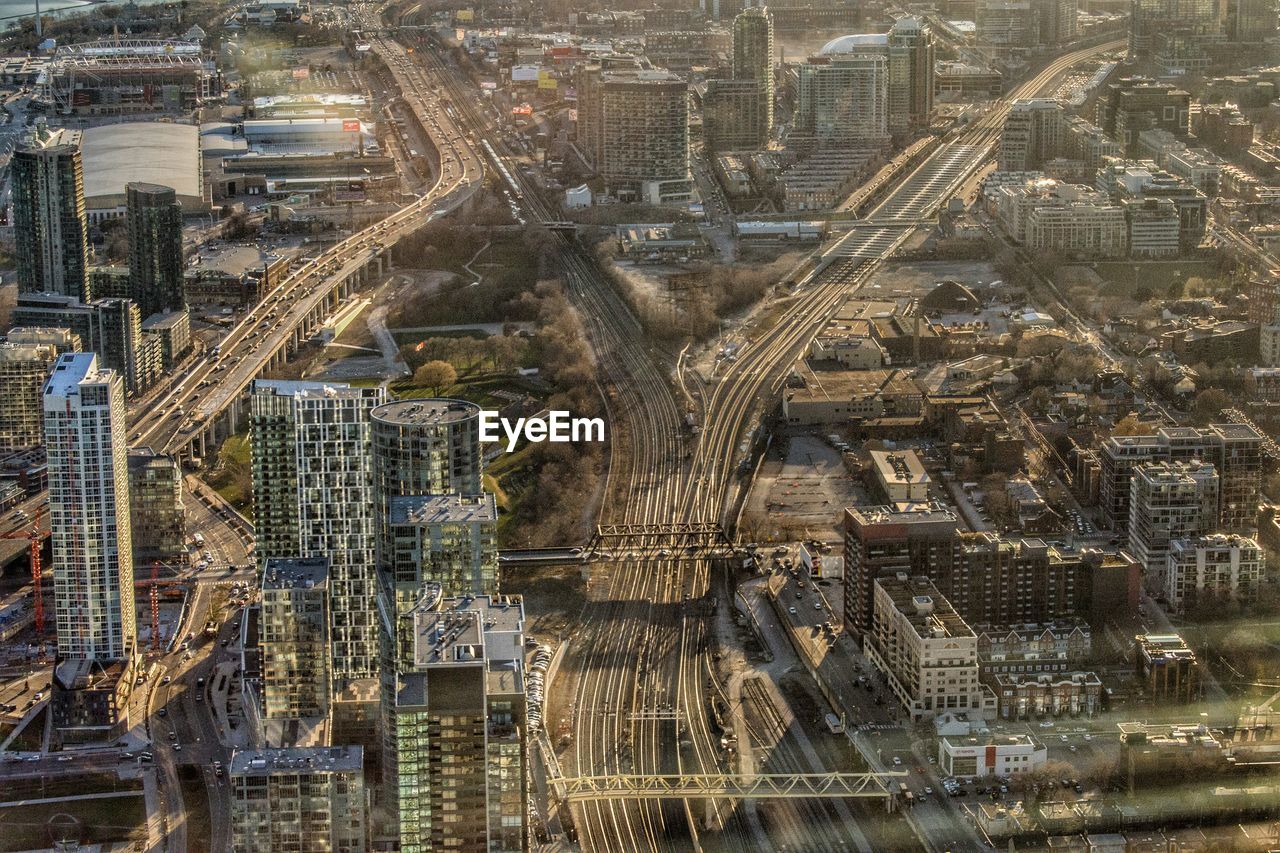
[129,35,485,459]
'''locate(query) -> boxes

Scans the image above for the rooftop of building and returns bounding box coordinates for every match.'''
[126,446,176,467]
[6,327,78,349]
[140,310,189,331]
[389,493,497,526]
[81,122,202,205]
[262,557,329,590]
[371,397,479,426]
[991,670,1102,687]
[1117,720,1222,748]
[869,449,928,487]
[1132,458,1218,480]
[410,594,524,671]
[1170,533,1260,552]
[973,618,1091,641]
[53,656,130,691]
[788,366,918,405]
[44,352,110,396]
[846,503,959,528]
[0,339,58,361]
[18,125,81,153]
[1135,633,1196,660]
[251,379,379,400]
[229,745,362,776]
[942,732,1044,749]
[875,574,974,640]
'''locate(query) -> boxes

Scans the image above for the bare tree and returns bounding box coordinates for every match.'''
[414,360,457,396]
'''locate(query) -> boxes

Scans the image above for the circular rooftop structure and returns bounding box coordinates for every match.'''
[818,33,889,55]
[371,398,480,426]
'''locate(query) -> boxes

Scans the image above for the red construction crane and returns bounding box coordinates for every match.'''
[135,561,184,654]
[2,504,46,636]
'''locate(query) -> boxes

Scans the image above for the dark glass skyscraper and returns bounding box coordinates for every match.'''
[126,182,185,318]
[731,6,774,142]
[11,127,90,301]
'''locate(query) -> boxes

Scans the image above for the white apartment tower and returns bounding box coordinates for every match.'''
[795,36,890,147]
[249,380,387,689]
[43,352,134,661]
[1127,460,1220,596]
[999,99,1065,171]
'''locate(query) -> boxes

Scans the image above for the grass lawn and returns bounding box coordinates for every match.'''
[0,793,146,852]
[204,433,253,518]
[484,441,540,543]
[389,371,548,410]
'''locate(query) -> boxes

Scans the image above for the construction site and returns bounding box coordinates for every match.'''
[36,38,220,116]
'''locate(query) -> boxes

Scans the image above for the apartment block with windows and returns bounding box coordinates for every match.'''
[385,494,499,607]
[126,448,186,566]
[44,352,134,661]
[1165,534,1264,612]
[12,126,90,301]
[1127,461,1219,595]
[230,745,367,853]
[382,591,527,853]
[1098,425,1262,532]
[866,574,988,721]
[250,380,387,688]
[261,557,332,724]
[0,338,62,451]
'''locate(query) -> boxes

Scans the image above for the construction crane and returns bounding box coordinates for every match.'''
[136,561,185,654]
[2,504,46,636]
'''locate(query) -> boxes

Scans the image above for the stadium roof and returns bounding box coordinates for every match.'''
[818,34,889,54]
[82,123,203,209]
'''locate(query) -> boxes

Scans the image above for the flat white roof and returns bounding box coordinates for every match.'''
[82,122,202,206]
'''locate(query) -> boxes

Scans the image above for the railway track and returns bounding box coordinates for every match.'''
[399,28,1124,853]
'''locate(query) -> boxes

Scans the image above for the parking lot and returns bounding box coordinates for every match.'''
[744,435,867,543]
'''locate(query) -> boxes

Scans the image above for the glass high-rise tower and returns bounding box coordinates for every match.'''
[731,6,774,143]
[43,352,134,661]
[249,380,387,688]
[12,126,90,302]
[126,182,186,318]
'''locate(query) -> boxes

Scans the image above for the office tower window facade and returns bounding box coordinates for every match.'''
[888,17,935,134]
[383,591,526,853]
[230,746,367,853]
[126,182,186,318]
[795,37,890,147]
[44,352,134,661]
[261,557,332,721]
[126,449,186,566]
[250,380,387,688]
[0,338,62,451]
[386,494,499,604]
[731,6,774,141]
[12,127,90,301]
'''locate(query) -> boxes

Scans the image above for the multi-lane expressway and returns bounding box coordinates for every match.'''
[128,34,484,458]
[113,17,1121,852]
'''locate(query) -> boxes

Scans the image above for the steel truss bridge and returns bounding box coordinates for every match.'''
[560,772,907,802]
[586,522,735,556]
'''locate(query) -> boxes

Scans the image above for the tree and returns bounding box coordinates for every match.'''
[414,360,457,396]
[1112,413,1152,436]
[1192,388,1232,423]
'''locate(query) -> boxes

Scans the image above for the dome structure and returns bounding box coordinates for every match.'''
[818,33,889,54]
